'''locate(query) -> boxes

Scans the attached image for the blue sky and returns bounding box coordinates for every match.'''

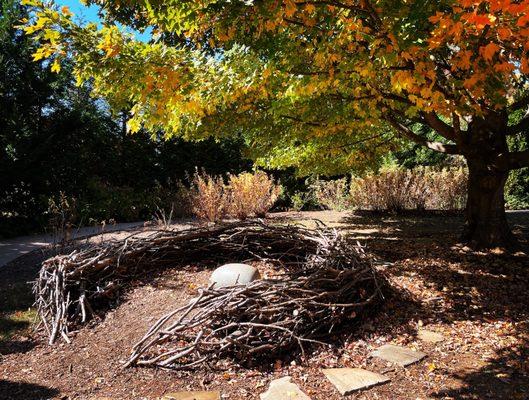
[55,0,152,41]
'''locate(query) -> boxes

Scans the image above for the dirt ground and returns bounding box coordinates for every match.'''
[1,211,529,400]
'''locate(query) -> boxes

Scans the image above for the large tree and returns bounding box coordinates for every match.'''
[24,0,529,247]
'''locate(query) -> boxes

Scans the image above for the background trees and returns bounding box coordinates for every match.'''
[0,0,250,237]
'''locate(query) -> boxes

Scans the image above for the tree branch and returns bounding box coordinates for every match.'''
[509,95,529,111]
[507,115,529,135]
[495,150,529,170]
[386,114,460,154]
[421,112,457,141]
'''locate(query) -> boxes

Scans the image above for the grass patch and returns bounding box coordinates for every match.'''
[0,280,36,342]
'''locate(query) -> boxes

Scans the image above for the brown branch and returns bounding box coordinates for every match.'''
[496,149,529,170]
[386,114,460,154]
[507,115,529,135]
[421,112,457,141]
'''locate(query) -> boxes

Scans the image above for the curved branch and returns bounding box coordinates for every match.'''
[421,112,457,141]
[506,115,529,136]
[496,150,529,170]
[509,95,529,111]
[386,114,460,154]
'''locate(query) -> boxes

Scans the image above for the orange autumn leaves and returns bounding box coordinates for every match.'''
[425,0,529,109]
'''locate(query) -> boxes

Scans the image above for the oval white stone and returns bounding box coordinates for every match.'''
[209,263,260,288]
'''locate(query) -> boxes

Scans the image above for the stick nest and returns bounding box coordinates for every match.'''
[35,221,384,368]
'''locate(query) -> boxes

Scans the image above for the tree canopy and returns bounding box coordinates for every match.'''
[23,0,529,172]
[21,0,529,246]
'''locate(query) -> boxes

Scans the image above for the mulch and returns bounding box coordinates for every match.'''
[1,211,528,400]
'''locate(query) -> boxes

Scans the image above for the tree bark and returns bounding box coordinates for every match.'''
[462,160,515,248]
[460,112,517,248]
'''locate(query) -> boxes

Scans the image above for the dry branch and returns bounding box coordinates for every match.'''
[35,221,383,367]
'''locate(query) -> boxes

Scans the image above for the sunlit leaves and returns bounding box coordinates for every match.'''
[21,0,529,174]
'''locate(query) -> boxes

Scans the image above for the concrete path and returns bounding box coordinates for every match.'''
[0,222,144,268]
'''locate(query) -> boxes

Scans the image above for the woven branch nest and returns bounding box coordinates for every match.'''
[35,220,384,368]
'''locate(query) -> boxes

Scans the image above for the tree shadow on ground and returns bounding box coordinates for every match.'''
[0,380,60,400]
[337,210,529,399]
[431,332,529,399]
[339,211,529,324]
[0,251,43,356]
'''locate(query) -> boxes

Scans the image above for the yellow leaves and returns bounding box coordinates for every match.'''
[391,71,416,92]
[43,28,60,43]
[480,42,500,61]
[32,46,55,61]
[51,59,61,73]
[32,48,45,61]
[97,27,122,57]
[313,51,326,67]
[180,99,204,116]
[427,362,437,372]
[127,118,141,133]
[24,15,50,34]
[304,3,316,14]
[21,0,42,6]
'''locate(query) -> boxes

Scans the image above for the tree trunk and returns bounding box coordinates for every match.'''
[462,159,515,248]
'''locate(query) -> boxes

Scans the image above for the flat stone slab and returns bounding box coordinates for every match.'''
[418,329,444,344]
[260,376,311,400]
[322,368,390,395]
[210,263,260,288]
[162,392,220,400]
[370,344,427,367]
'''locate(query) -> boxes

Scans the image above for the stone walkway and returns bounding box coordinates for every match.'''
[162,342,438,399]
[0,222,144,267]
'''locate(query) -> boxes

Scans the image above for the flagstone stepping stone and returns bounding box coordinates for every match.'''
[209,263,260,288]
[370,344,427,367]
[417,329,444,344]
[260,376,311,400]
[322,368,390,395]
[162,391,220,400]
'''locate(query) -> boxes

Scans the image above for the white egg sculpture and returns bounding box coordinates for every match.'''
[209,263,261,288]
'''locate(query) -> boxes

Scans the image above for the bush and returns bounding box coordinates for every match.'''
[228,171,281,219]
[188,171,281,223]
[310,177,350,211]
[349,166,467,212]
[189,172,230,223]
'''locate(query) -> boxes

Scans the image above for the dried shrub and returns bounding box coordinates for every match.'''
[228,171,281,219]
[427,167,468,210]
[349,166,468,212]
[310,177,350,211]
[189,172,229,223]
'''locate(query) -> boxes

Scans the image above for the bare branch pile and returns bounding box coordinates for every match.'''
[125,225,382,368]
[35,221,383,366]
